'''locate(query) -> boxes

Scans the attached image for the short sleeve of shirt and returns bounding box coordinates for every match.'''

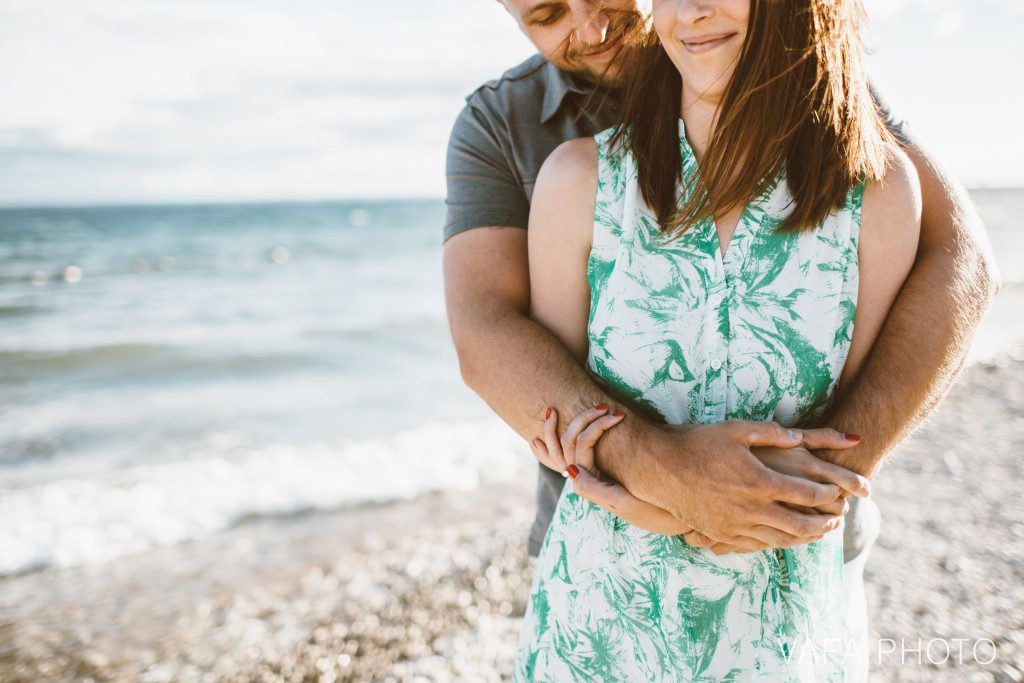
[444,103,530,242]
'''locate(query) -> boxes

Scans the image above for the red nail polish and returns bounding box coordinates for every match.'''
[531,439,541,449]
[595,403,608,411]
[611,411,625,417]
[845,433,863,442]
[567,465,580,480]
[545,407,552,420]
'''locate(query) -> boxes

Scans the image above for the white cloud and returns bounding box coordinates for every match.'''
[0,0,1021,205]
[933,9,966,36]
[0,0,535,204]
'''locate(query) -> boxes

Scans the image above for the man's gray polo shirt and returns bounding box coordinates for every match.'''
[444,54,621,242]
[444,52,888,561]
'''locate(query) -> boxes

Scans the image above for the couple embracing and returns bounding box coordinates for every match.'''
[443,0,997,680]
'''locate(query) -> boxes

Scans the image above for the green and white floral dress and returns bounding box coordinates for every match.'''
[514,125,862,682]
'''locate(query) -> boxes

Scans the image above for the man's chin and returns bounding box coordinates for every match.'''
[559,50,632,88]
[592,63,630,90]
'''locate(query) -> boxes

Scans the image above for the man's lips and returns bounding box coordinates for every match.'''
[681,32,737,54]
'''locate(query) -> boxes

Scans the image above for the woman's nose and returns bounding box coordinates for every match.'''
[675,0,714,23]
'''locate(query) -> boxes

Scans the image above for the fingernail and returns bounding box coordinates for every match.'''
[788,429,801,440]
[531,439,542,449]
[545,407,552,420]
[595,403,608,412]
[567,465,580,480]
[611,411,625,417]
[845,433,863,442]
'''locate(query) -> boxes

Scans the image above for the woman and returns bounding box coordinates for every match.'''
[514,0,921,680]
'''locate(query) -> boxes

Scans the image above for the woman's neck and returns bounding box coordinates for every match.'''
[679,84,747,251]
[680,86,724,162]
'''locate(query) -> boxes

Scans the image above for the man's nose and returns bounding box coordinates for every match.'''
[572,5,611,47]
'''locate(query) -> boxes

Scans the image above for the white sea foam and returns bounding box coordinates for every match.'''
[0,417,533,576]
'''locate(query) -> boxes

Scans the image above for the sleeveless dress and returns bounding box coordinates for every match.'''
[514,125,863,682]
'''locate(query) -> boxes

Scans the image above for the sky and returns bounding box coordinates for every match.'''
[0,0,1021,207]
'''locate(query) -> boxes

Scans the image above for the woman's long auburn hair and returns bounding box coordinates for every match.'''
[610,0,893,234]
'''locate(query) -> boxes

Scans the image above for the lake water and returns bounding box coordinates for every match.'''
[0,190,1021,576]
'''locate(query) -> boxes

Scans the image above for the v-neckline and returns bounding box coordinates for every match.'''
[713,210,744,260]
[677,120,746,263]
[676,119,778,269]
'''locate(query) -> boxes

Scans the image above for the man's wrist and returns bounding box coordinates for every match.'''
[593,414,676,503]
[810,430,885,479]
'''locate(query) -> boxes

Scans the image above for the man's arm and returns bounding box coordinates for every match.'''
[444,226,607,438]
[442,104,629,442]
[815,137,1000,476]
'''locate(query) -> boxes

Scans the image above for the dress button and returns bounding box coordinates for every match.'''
[709,294,722,308]
[710,358,722,371]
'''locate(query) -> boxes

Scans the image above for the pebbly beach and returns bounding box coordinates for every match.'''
[2,350,1023,682]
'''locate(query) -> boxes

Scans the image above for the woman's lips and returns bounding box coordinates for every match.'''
[682,33,736,54]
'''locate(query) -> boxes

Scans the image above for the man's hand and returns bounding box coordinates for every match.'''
[535,407,869,551]
[614,419,864,549]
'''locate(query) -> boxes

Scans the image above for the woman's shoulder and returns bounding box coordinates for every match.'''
[531,138,600,244]
[537,137,600,189]
[532,138,601,229]
[857,143,921,277]
[861,143,922,231]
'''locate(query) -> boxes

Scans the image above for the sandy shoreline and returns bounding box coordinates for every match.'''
[2,354,1023,682]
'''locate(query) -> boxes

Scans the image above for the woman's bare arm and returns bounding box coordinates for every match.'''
[838,146,922,391]
[526,138,598,365]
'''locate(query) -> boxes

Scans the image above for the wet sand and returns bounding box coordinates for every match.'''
[2,354,1023,682]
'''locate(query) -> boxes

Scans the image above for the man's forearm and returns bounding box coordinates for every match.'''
[458,304,598,434]
[444,227,654,487]
[816,143,1000,476]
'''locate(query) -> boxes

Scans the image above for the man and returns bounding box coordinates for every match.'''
[443,0,998,676]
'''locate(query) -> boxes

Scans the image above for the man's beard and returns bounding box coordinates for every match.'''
[561,9,647,89]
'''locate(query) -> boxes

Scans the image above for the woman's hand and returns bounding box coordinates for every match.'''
[753,440,872,516]
[751,428,871,515]
[530,406,701,538]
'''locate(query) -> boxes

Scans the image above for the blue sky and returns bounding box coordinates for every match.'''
[0,0,1021,206]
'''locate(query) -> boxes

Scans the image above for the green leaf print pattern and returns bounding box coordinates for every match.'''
[514,124,861,682]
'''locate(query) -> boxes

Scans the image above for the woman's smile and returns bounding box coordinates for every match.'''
[680,32,739,54]
[653,0,750,104]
